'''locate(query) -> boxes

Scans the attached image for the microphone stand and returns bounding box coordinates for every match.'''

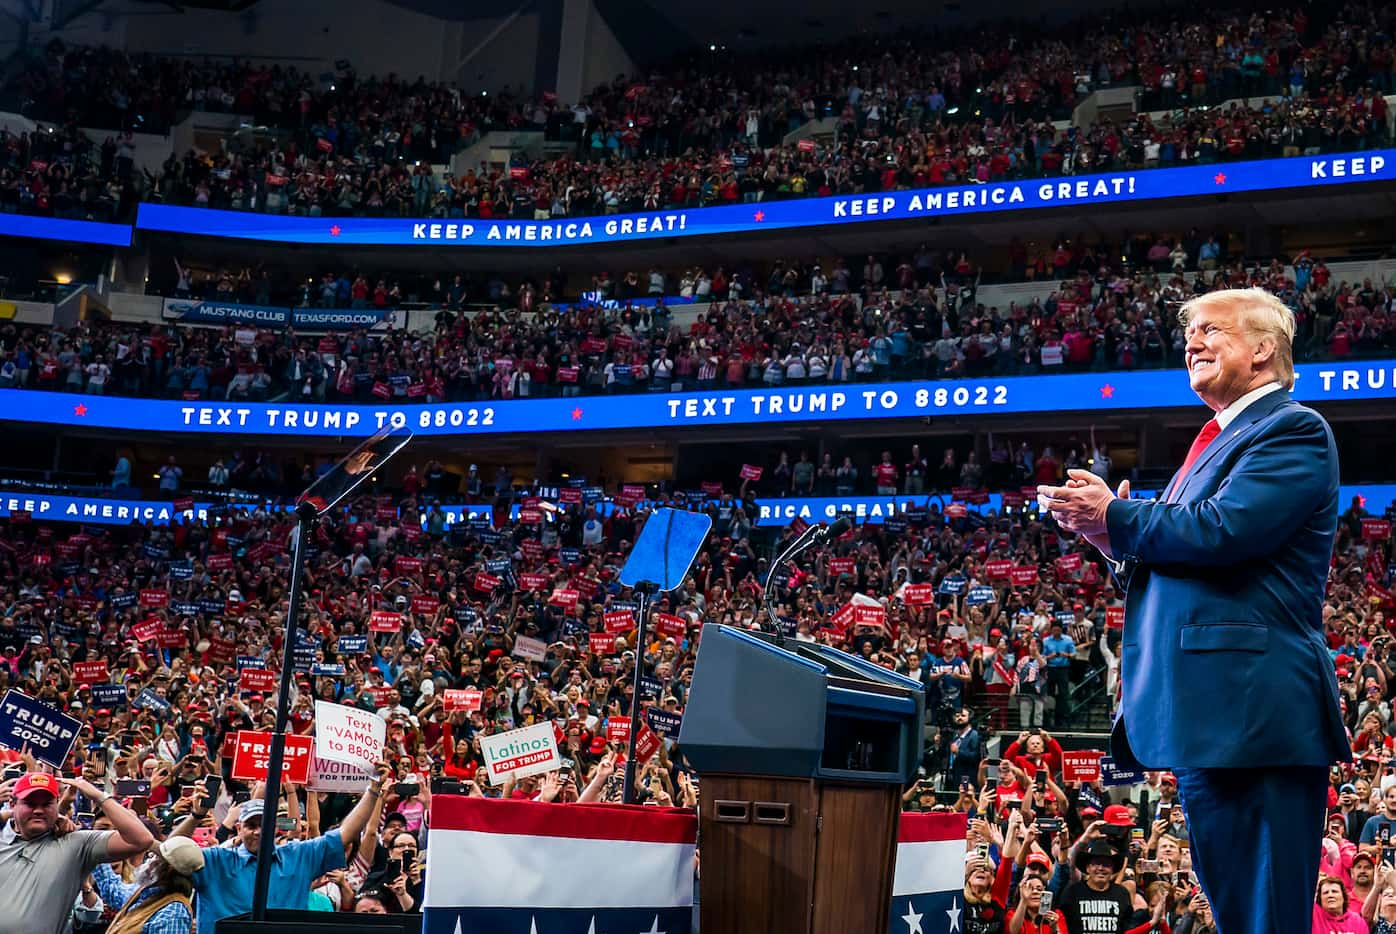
[761,525,824,647]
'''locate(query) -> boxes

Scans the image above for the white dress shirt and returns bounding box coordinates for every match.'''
[1214,380,1283,430]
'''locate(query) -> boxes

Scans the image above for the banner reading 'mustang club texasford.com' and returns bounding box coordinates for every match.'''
[2,359,1395,438]
[134,150,1394,247]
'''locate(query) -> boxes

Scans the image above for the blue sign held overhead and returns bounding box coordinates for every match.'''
[337,636,369,655]
[1099,755,1142,787]
[134,689,171,713]
[90,683,128,708]
[0,690,82,768]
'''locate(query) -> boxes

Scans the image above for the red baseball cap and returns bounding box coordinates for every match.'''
[589,737,608,754]
[1027,851,1052,870]
[14,772,60,802]
[1103,804,1133,826]
[1160,773,1177,787]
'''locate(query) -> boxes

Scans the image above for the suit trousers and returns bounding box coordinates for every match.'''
[1173,765,1328,934]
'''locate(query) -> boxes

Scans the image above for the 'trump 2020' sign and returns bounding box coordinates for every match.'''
[133,151,1394,247]
[3,359,1395,438]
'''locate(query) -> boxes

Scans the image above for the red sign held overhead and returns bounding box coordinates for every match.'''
[606,719,631,744]
[549,589,580,610]
[828,557,856,576]
[1055,553,1083,574]
[73,661,109,684]
[853,605,887,628]
[206,554,233,571]
[1061,750,1104,783]
[902,584,935,606]
[155,628,188,649]
[139,589,168,608]
[604,610,636,634]
[207,638,236,663]
[633,723,661,763]
[1363,519,1392,540]
[230,730,313,784]
[588,632,617,654]
[1009,566,1039,586]
[653,613,686,638]
[1105,606,1126,630]
[984,560,1013,579]
[518,573,548,591]
[410,595,440,617]
[240,668,278,692]
[369,610,402,633]
[443,689,483,713]
[474,573,502,592]
[739,464,763,481]
[395,556,423,575]
[945,504,968,519]
[130,618,163,642]
[558,487,582,504]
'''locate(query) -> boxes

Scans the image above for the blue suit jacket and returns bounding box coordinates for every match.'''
[1105,388,1351,770]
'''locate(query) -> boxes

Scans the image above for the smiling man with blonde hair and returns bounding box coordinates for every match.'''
[1035,287,1350,934]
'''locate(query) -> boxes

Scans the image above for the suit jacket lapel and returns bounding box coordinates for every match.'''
[1175,389,1291,503]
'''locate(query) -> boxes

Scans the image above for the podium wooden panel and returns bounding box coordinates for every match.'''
[698,774,900,934]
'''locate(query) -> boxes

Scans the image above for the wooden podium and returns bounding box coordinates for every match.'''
[678,626,924,934]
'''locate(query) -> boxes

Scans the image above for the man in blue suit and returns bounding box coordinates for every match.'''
[1038,287,1350,934]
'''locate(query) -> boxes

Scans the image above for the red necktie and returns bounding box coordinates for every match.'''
[1167,419,1221,502]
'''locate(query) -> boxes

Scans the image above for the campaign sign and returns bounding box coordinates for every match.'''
[1099,756,1141,787]
[588,632,618,654]
[239,669,278,692]
[369,610,402,633]
[518,572,548,591]
[653,613,687,638]
[231,730,313,783]
[0,690,81,768]
[638,676,665,701]
[1364,519,1392,540]
[1009,566,1039,586]
[480,721,560,785]
[236,655,264,672]
[739,464,763,481]
[91,683,127,708]
[1056,553,1083,574]
[604,610,636,634]
[337,635,369,655]
[310,662,346,678]
[207,638,236,663]
[443,688,483,713]
[308,754,375,793]
[633,723,662,763]
[411,595,440,617]
[550,589,580,610]
[606,719,631,744]
[513,635,547,662]
[902,584,935,606]
[73,661,109,684]
[314,701,385,771]
[1105,607,1126,630]
[645,708,683,739]
[474,573,502,593]
[984,560,1013,580]
[134,689,171,713]
[965,586,996,606]
[1061,750,1104,783]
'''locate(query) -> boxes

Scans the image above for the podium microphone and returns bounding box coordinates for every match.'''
[762,512,854,645]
